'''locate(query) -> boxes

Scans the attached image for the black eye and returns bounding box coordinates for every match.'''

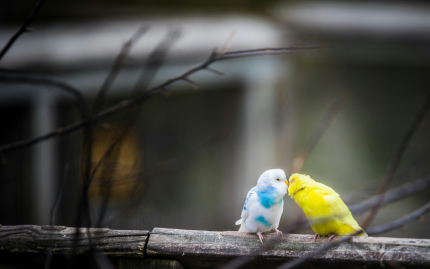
[276,179,280,181]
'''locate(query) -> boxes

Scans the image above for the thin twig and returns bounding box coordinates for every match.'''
[361,92,430,229]
[219,30,236,56]
[0,45,320,153]
[0,73,94,226]
[0,0,47,61]
[91,30,179,226]
[94,251,114,269]
[288,93,349,236]
[367,201,430,235]
[0,72,88,117]
[44,163,69,269]
[131,28,180,94]
[349,175,430,214]
[43,251,53,269]
[291,93,350,173]
[219,46,321,60]
[50,164,70,226]
[92,123,133,228]
[100,133,224,227]
[93,26,149,112]
[204,67,224,76]
[182,77,199,89]
[70,129,95,269]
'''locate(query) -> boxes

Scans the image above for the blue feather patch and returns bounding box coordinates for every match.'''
[257,186,280,208]
[255,216,272,227]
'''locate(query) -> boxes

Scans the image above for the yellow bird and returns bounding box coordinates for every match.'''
[288,173,367,242]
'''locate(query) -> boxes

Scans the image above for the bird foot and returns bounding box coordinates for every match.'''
[256,231,264,245]
[274,228,283,235]
[313,234,320,242]
[328,234,336,242]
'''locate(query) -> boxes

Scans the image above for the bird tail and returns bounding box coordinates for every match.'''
[235,218,248,232]
[351,224,368,237]
[354,223,368,237]
[358,229,368,237]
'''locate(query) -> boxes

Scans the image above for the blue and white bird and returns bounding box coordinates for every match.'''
[235,169,289,244]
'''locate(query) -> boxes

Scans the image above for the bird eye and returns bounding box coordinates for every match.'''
[291,179,295,183]
[276,178,280,181]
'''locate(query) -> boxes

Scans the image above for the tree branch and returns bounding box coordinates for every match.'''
[350,175,430,214]
[0,45,320,154]
[93,26,149,111]
[291,93,350,174]
[361,92,430,229]
[367,202,430,235]
[131,28,180,94]
[0,0,47,61]
[0,72,87,115]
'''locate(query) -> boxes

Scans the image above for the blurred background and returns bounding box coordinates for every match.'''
[0,0,430,240]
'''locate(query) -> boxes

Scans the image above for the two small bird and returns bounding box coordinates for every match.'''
[236,169,367,244]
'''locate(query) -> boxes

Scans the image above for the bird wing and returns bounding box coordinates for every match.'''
[304,187,364,235]
[238,187,258,223]
[323,192,365,234]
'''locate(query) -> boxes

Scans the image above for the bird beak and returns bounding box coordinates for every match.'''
[284,179,289,186]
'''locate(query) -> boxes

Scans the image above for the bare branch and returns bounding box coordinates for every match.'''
[367,202,430,235]
[160,88,172,97]
[361,92,430,229]
[204,67,224,76]
[291,93,350,173]
[50,164,70,226]
[219,30,236,55]
[0,0,47,61]
[90,123,133,228]
[182,77,200,89]
[219,46,321,60]
[131,28,181,94]
[44,164,69,269]
[350,175,430,214]
[0,45,320,153]
[93,26,149,111]
[0,72,94,234]
[0,72,88,116]
[91,30,180,227]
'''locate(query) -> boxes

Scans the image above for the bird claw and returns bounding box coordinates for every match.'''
[256,231,264,245]
[274,228,283,235]
[313,234,320,242]
[328,234,336,242]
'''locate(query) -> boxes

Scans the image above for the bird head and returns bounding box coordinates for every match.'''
[256,169,289,193]
[287,173,315,198]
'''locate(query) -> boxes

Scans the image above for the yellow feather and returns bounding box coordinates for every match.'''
[288,173,367,237]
